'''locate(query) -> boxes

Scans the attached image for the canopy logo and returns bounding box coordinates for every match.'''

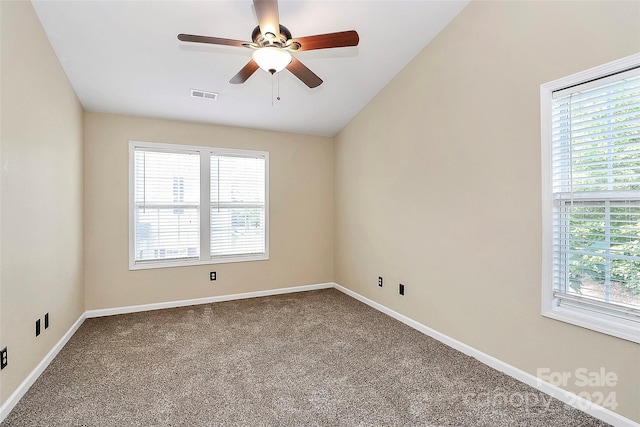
[536,367,618,410]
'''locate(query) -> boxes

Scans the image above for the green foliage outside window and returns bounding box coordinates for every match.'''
[564,81,640,298]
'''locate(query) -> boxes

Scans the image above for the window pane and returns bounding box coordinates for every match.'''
[134,150,200,205]
[210,207,265,256]
[134,149,200,262]
[210,155,266,257]
[552,74,640,194]
[135,207,200,261]
[552,70,640,311]
[561,201,640,308]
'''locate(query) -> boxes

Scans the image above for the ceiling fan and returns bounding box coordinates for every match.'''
[177,0,359,88]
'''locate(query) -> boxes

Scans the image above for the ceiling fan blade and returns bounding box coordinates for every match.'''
[286,56,322,88]
[254,0,280,40]
[178,34,248,48]
[230,60,260,84]
[290,30,359,51]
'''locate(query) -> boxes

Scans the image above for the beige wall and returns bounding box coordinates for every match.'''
[84,113,333,310]
[334,0,640,423]
[2,0,639,423]
[0,0,84,406]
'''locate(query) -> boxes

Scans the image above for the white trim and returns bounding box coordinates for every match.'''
[0,313,86,424]
[541,80,555,324]
[129,254,269,270]
[552,66,640,99]
[85,283,333,318]
[546,52,640,97]
[128,140,136,270]
[199,151,211,263]
[332,283,639,427]
[543,304,640,344]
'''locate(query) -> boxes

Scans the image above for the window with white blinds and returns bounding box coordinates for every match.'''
[130,141,268,269]
[133,149,200,263]
[210,155,266,258]
[541,54,640,343]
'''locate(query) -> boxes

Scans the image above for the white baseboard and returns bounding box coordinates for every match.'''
[85,282,334,318]
[332,283,638,427]
[0,312,86,424]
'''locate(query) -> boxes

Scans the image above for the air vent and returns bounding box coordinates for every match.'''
[190,89,218,101]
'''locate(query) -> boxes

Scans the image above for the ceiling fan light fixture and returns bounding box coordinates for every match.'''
[252,46,291,75]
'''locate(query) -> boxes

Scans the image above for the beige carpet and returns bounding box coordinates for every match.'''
[2,288,607,426]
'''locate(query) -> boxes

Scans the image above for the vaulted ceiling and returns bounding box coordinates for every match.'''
[32,1,469,137]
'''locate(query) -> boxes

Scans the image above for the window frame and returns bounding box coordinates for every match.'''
[540,53,640,344]
[129,141,269,270]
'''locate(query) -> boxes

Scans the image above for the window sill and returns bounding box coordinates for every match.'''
[129,254,269,270]
[542,304,640,344]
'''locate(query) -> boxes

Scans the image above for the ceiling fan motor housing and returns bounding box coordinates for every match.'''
[251,24,292,48]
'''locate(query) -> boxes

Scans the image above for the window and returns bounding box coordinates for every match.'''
[129,141,268,269]
[541,53,640,343]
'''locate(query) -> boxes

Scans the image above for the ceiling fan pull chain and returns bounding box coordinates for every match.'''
[270,73,281,106]
[277,73,281,101]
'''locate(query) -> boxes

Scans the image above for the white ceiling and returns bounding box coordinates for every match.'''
[32,0,468,137]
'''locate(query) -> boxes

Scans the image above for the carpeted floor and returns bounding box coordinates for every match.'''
[2,288,608,426]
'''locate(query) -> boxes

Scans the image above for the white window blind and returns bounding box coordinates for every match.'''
[130,141,269,269]
[551,67,640,320]
[210,155,266,257]
[133,148,200,263]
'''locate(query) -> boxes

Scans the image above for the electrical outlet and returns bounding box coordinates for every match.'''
[44,313,49,329]
[0,347,7,370]
[36,319,41,337]
[210,271,216,281]
[399,283,405,296]
[378,276,383,287]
